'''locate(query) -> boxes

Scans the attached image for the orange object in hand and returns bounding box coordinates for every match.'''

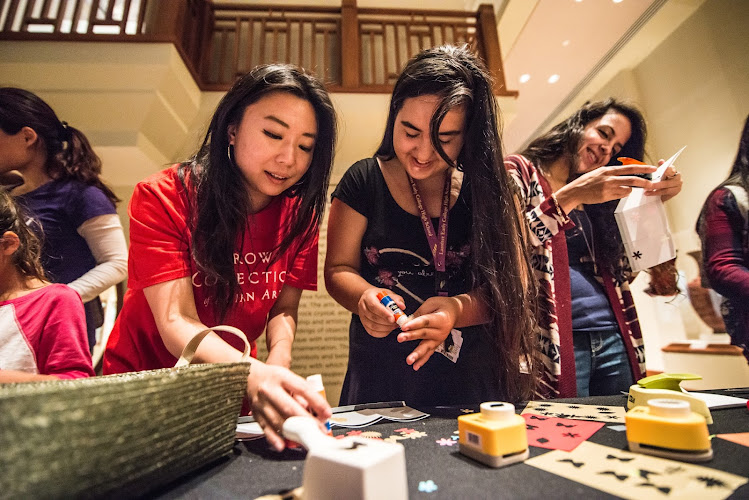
[618,157,646,165]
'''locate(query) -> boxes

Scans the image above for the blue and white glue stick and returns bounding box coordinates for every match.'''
[376,291,409,327]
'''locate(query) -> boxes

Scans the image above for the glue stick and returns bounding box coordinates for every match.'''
[306,374,327,401]
[376,291,409,327]
[306,374,333,436]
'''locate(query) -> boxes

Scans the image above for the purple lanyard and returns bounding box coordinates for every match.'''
[408,172,450,296]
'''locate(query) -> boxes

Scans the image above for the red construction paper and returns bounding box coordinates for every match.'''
[522,413,604,451]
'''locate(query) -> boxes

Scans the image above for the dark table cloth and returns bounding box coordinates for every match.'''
[151,394,749,499]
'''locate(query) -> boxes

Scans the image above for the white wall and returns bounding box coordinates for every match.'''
[589,0,749,370]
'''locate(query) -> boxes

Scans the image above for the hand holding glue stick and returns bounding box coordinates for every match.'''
[376,291,410,328]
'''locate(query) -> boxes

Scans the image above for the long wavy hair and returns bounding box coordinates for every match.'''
[376,45,539,402]
[180,64,336,320]
[0,87,118,206]
[697,113,749,257]
[522,98,648,276]
[719,114,749,193]
[0,188,46,281]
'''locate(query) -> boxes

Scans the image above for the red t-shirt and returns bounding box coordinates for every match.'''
[103,166,317,373]
[0,284,94,379]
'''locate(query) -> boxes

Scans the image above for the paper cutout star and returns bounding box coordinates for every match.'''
[436,438,456,446]
[394,428,415,433]
[418,480,438,493]
[402,431,427,439]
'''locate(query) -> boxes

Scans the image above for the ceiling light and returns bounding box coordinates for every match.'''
[575,0,583,3]
[519,74,531,83]
[548,74,560,84]
[562,40,570,47]
[613,0,623,3]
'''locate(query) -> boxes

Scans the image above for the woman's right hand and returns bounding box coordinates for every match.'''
[555,164,657,213]
[357,287,405,338]
[246,361,332,452]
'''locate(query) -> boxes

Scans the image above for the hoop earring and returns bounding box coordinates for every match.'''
[227,144,236,166]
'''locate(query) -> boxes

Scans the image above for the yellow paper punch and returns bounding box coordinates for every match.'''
[458,402,528,468]
[627,373,713,424]
[626,398,713,462]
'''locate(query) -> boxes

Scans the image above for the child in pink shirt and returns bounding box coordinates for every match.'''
[0,189,93,381]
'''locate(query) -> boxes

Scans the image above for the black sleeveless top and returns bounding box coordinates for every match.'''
[332,158,501,408]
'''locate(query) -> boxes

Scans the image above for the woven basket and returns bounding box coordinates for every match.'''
[0,326,251,499]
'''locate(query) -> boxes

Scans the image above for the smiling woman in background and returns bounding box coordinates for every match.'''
[505,98,683,398]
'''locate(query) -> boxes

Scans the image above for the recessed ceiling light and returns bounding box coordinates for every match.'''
[548,74,560,84]
[613,0,623,3]
[575,0,583,3]
[519,74,531,83]
[562,40,570,47]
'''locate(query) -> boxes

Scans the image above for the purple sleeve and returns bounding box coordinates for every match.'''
[67,183,117,229]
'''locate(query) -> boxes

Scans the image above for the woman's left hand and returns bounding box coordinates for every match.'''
[645,159,683,201]
[397,296,460,371]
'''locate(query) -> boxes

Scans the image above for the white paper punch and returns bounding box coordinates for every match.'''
[282,416,408,500]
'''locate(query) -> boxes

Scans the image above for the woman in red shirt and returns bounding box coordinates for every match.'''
[104,65,336,451]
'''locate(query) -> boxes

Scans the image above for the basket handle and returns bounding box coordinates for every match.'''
[174,325,252,368]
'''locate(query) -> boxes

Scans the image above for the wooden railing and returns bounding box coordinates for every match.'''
[1,0,149,36]
[0,0,516,96]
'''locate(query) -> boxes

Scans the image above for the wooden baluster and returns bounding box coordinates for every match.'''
[137,0,148,34]
[393,22,403,81]
[369,29,376,84]
[259,16,266,64]
[382,22,390,86]
[85,0,98,33]
[105,0,115,22]
[233,15,241,79]
[2,0,20,31]
[246,17,254,73]
[54,0,70,32]
[197,0,214,82]
[340,0,359,89]
[21,0,35,31]
[218,27,227,84]
[297,19,304,67]
[285,18,292,64]
[310,20,317,74]
[476,3,512,95]
[121,0,134,34]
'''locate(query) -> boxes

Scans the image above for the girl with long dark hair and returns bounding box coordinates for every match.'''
[325,45,538,406]
[0,87,127,350]
[104,64,336,450]
[697,114,749,361]
[505,98,682,398]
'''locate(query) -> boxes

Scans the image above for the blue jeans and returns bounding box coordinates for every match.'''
[573,329,634,397]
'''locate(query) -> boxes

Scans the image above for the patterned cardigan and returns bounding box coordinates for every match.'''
[505,154,646,398]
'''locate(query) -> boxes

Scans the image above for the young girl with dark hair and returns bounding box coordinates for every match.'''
[103,64,336,451]
[697,114,749,361]
[0,189,94,382]
[325,45,538,406]
[0,87,127,350]
[505,98,683,398]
